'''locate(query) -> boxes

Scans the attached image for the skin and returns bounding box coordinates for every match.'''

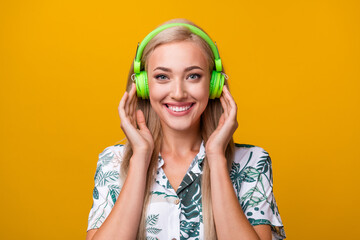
[146,41,210,191]
[86,40,272,240]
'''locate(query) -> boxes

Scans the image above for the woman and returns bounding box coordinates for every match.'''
[86,18,286,240]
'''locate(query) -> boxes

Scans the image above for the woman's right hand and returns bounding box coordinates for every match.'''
[118,82,154,168]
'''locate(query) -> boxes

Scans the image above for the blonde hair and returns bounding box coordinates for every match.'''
[120,18,234,239]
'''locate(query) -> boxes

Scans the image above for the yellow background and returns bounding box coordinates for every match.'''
[1,0,359,239]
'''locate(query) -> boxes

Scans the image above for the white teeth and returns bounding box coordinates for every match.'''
[167,104,192,112]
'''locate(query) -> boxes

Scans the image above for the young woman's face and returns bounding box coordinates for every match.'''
[147,40,210,133]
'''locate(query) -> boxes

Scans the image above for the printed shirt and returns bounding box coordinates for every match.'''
[87,141,286,239]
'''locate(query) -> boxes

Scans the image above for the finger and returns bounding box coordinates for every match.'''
[129,83,137,122]
[130,101,137,127]
[223,86,232,115]
[222,87,232,117]
[136,110,149,132]
[220,95,229,119]
[217,113,225,128]
[124,87,132,116]
[119,91,128,116]
[223,85,236,108]
[223,85,237,116]
[125,83,136,115]
[119,92,132,128]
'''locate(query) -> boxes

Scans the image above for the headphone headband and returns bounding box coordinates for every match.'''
[133,23,223,73]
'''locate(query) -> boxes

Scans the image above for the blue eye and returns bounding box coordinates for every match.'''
[155,74,168,80]
[188,74,201,80]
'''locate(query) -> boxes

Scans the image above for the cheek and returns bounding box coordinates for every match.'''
[197,81,210,100]
[194,87,209,109]
[148,81,165,100]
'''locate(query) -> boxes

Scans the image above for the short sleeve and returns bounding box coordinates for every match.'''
[231,145,286,239]
[87,144,124,231]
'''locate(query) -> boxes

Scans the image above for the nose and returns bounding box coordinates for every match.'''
[170,79,188,100]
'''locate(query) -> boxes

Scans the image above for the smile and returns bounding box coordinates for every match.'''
[164,103,195,115]
[166,104,192,112]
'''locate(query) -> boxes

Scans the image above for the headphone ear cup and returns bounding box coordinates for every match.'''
[135,71,149,99]
[217,72,225,98]
[209,71,216,99]
[209,71,224,99]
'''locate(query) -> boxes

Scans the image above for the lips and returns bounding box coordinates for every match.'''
[166,103,193,112]
[164,103,195,114]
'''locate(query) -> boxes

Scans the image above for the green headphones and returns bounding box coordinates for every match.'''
[133,23,226,99]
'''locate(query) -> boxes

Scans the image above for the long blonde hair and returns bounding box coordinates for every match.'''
[120,18,234,239]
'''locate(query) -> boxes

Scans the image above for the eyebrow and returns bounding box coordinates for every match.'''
[153,65,204,72]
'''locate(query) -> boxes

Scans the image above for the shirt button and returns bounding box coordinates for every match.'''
[174,199,180,205]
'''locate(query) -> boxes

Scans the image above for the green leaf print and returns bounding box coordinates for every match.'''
[230,162,243,197]
[146,237,159,240]
[178,179,202,239]
[180,221,200,239]
[177,171,200,194]
[241,200,250,212]
[248,218,271,225]
[180,181,201,220]
[94,164,102,181]
[93,187,99,200]
[146,227,162,235]
[108,185,120,205]
[99,150,114,166]
[230,162,241,178]
[270,198,276,214]
[89,191,111,228]
[230,162,241,185]
[151,191,177,198]
[240,186,257,202]
[146,214,159,226]
[248,195,266,208]
[256,155,270,174]
[267,155,273,183]
[108,184,120,193]
[91,208,107,228]
[166,180,172,189]
[235,143,256,148]
[146,214,162,237]
[241,185,267,209]
[95,170,119,187]
[240,166,260,182]
[109,189,117,205]
[230,150,255,195]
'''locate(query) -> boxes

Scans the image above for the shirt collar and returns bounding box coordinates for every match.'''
[157,140,206,169]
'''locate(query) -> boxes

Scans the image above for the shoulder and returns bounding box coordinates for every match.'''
[93,144,126,185]
[88,144,126,231]
[231,144,285,239]
[97,144,126,168]
[233,143,271,169]
[230,143,273,184]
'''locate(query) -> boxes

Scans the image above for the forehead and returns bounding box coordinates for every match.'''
[147,41,209,70]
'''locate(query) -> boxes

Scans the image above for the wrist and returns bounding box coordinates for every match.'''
[206,150,226,161]
[206,153,228,170]
[133,147,153,159]
[130,152,151,172]
[128,161,148,176]
[205,144,226,160]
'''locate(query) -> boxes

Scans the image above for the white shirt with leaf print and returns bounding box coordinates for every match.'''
[87,141,286,240]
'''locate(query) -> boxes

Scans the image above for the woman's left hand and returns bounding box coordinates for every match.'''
[205,85,238,166]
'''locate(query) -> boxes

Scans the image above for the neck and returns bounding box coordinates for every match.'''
[160,121,202,158]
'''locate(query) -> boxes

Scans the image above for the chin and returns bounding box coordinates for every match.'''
[160,118,200,132]
[165,123,193,132]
